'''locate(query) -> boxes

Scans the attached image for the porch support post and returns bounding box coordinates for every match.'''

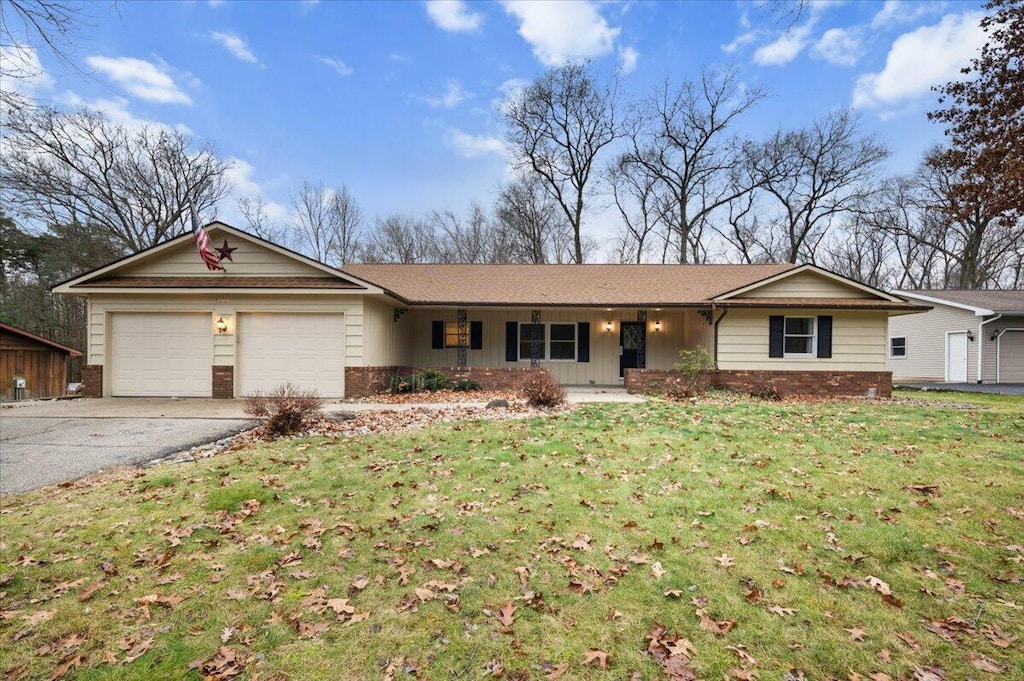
[457,309,468,367]
[636,310,647,369]
[530,310,541,367]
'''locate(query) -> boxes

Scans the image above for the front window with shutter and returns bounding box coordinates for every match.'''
[444,322,465,348]
[783,317,815,357]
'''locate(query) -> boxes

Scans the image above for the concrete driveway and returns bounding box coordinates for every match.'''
[0,399,255,495]
[896,382,1024,396]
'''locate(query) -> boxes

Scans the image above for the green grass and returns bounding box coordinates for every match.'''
[2,393,1022,680]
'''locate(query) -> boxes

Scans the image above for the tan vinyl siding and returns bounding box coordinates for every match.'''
[718,309,888,371]
[118,228,330,278]
[362,297,409,366]
[887,305,978,381]
[736,271,867,298]
[403,308,709,385]
[87,295,366,394]
[983,315,1024,382]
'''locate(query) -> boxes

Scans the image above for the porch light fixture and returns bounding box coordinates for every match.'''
[215,317,229,334]
[991,329,1001,341]
[604,321,613,333]
[653,320,662,332]
[966,330,974,342]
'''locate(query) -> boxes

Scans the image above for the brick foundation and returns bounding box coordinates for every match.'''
[81,364,103,398]
[625,368,892,399]
[212,366,234,399]
[344,365,551,398]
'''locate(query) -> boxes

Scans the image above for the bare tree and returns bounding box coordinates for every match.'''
[288,181,363,266]
[819,213,896,289]
[502,62,619,263]
[0,105,231,252]
[238,195,289,246]
[748,109,889,263]
[621,68,766,264]
[359,213,437,263]
[606,155,663,263]
[494,174,571,264]
[429,204,514,263]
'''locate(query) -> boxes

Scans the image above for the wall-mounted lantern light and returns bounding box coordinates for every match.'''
[604,321,613,333]
[215,317,229,334]
[991,329,1001,341]
[966,330,974,342]
[653,320,662,333]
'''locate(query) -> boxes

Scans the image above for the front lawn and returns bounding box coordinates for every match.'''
[2,394,1022,680]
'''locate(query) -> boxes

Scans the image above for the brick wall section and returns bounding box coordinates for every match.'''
[212,366,234,399]
[625,368,892,398]
[344,366,551,398]
[81,364,103,398]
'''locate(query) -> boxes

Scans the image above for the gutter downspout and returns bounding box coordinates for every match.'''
[977,314,1002,383]
[712,305,729,371]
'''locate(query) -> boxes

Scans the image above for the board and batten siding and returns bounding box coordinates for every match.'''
[735,271,866,299]
[117,228,328,278]
[362,297,410,366]
[401,308,711,385]
[87,294,367,386]
[717,309,888,371]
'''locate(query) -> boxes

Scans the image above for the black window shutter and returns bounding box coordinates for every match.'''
[505,322,518,362]
[577,322,590,362]
[431,320,444,350]
[768,315,784,358]
[470,321,483,350]
[817,315,833,358]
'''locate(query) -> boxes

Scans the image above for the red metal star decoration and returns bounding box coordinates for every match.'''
[215,239,237,262]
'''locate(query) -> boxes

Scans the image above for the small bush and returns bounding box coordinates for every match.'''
[668,347,714,397]
[521,372,566,407]
[389,373,418,394]
[450,378,481,392]
[415,369,450,391]
[243,382,323,436]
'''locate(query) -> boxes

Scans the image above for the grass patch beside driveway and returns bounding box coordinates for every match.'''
[1,394,1022,679]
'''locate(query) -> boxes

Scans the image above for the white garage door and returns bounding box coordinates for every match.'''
[1000,331,1024,383]
[111,312,212,397]
[237,313,345,397]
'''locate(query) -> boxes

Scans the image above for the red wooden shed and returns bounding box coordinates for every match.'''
[0,322,83,401]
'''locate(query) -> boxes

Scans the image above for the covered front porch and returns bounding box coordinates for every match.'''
[364,301,715,388]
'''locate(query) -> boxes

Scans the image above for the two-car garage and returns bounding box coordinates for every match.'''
[108,311,346,398]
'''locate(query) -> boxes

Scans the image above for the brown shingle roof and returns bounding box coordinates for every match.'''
[342,263,796,306]
[900,290,1024,313]
[0,322,82,356]
[81,276,362,289]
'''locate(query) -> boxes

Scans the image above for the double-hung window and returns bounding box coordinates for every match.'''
[783,317,815,357]
[518,323,577,361]
[890,336,906,358]
[444,322,465,348]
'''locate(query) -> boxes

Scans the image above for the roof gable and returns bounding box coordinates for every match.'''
[53,222,381,294]
[0,323,82,356]
[714,265,905,303]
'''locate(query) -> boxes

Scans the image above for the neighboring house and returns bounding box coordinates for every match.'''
[889,290,1024,384]
[53,222,926,399]
[0,322,83,401]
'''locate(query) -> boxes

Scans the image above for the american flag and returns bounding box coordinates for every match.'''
[190,204,224,271]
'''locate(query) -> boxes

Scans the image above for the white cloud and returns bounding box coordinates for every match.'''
[722,30,758,54]
[224,157,290,221]
[0,44,54,96]
[619,46,639,74]
[210,31,259,64]
[871,0,944,29]
[853,12,985,110]
[85,56,193,105]
[317,56,353,76]
[502,0,620,66]
[753,22,814,66]
[812,27,862,66]
[448,128,505,159]
[59,92,194,135]
[426,80,470,108]
[425,0,483,33]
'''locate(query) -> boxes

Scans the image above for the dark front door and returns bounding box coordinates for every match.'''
[620,322,644,378]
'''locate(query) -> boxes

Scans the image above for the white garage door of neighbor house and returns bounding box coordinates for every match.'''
[111,312,212,397]
[237,313,345,397]
[1000,331,1024,382]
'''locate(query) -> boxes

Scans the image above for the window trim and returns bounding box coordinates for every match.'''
[889,336,907,359]
[783,316,816,358]
[517,322,578,362]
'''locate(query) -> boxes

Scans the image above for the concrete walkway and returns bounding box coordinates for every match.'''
[896,382,1024,396]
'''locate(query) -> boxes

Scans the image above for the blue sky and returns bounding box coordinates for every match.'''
[5,0,987,247]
